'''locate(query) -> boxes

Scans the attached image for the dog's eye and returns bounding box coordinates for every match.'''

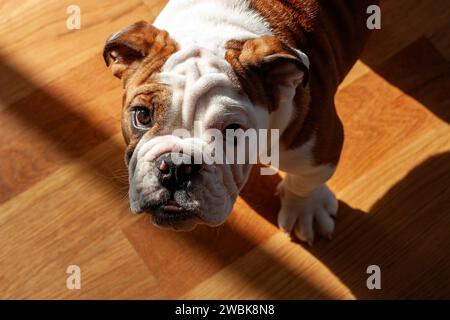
[132,107,153,129]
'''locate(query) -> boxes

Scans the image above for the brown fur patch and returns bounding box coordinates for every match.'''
[227,0,378,165]
[122,84,172,164]
[103,21,178,164]
[225,36,308,113]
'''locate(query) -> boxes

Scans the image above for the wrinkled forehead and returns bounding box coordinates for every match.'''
[153,45,243,128]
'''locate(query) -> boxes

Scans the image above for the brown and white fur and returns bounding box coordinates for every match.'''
[103,0,376,244]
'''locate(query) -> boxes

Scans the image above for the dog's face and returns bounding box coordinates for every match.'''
[103,21,309,231]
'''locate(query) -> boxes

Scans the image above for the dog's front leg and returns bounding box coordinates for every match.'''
[277,168,338,245]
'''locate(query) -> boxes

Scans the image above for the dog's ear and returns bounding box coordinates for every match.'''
[103,21,177,80]
[225,36,309,112]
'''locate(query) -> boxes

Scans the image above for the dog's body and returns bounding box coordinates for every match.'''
[103,0,376,244]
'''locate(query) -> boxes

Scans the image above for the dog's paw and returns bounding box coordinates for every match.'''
[277,183,338,245]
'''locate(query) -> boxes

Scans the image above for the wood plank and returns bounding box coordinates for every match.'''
[361,0,450,66]
[428,20,450,61]
[0,136,164,299]
[0,0,160,106]
[331,37,450,191]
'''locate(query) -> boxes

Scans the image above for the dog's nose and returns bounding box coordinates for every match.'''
[155,153,201,190]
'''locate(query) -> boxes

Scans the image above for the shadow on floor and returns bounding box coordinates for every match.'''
[360,36,450,124]
[242,152,450,299]
[348,0,450,123]
[0,54,127,201]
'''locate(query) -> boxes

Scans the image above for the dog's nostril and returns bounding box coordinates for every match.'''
[178,162,202,177]
[156,153,201,190]
[183,164,192,175]
[175,163,196,182]
[159,160,170,174]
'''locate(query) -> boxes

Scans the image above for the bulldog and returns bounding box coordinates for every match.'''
[103,0,377,244]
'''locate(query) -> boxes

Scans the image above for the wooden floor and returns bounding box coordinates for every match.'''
[0,0,449,299]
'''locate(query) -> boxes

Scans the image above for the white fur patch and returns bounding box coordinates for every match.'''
[156,47,238,129]
[153,0,311,148]
[277,183,338,245]
[277,135,338,244]
[154,0,273,58]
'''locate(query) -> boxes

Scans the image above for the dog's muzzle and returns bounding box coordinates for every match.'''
[137,152,203,227]
[155,152,202,193]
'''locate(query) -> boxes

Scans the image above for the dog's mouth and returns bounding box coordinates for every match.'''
[143,199,199,227]
[161,200,186,214]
